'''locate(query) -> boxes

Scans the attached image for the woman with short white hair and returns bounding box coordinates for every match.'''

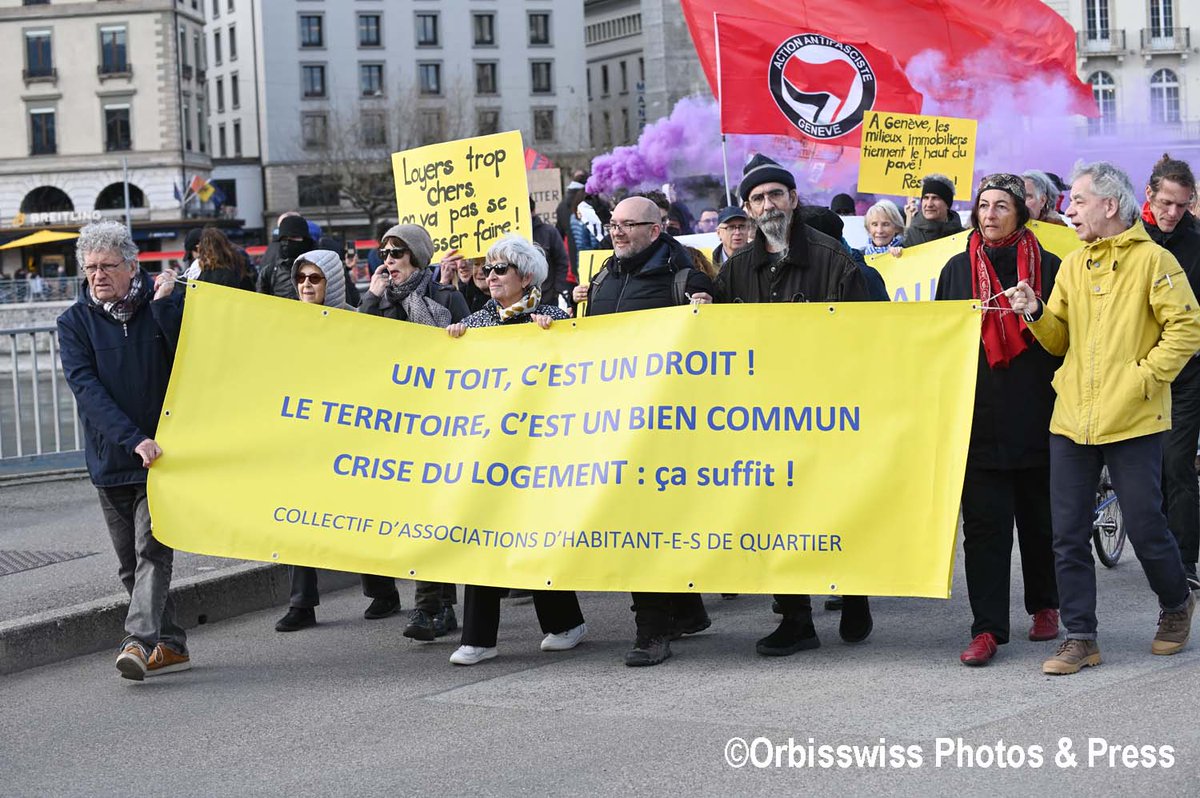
[861,199,905,256]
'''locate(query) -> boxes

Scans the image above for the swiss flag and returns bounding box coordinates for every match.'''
[717,14,922,147]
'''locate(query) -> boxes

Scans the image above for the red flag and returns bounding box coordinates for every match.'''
[690,0,1097,116]
[717,14,922,147]
[524,147,554,170]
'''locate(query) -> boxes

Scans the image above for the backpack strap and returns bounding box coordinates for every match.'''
[672,267,694,306]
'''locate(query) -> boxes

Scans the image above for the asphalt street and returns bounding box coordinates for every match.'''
[2,529,1198,796]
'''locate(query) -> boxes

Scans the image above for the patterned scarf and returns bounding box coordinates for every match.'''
[385,267,451,327]
[497,286,542,322]
[93,271,144,323]
[861,235,903,256]
[969,227,1042,369]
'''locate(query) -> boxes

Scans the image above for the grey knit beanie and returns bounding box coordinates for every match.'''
[381,224,434,269]
[291,249,349,309]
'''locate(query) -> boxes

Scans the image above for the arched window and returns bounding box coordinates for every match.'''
[95,182,146,210]
[1150,69,1180,124]
[20,186,73,214]
[1088,71,1117,134]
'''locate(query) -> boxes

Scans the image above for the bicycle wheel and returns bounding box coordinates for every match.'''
[1092,466,1126,567]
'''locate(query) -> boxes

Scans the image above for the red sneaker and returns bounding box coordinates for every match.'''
[1029,609,1061,641]
[960,632,998,666]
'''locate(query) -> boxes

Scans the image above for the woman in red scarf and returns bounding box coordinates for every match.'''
[935,173,1064,666]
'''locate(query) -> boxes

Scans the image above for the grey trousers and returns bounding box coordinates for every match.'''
[97,484,187,653]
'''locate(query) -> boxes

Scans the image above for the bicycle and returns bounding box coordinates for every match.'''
[1092,465,1126,567]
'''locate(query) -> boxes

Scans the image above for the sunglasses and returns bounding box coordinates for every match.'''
[482,263,514,277]
[295,272,326,285]
[379,247,409,260]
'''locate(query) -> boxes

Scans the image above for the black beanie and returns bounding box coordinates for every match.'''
[920,176,955,206]
[278,215,311,240]
[830,193,856,215]
[738,154,796,202]
[184,228,203,257]
[800,206,844,240]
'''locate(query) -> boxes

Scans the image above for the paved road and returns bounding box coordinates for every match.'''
[1,526,1197,796]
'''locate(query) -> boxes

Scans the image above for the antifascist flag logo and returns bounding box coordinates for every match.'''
[768,34,877,140]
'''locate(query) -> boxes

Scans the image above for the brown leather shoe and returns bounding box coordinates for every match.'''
[1042,639,1101,675]
[1152,592,1195,656]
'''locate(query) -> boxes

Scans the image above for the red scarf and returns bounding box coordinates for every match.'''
[969,227,1042,369]
[1142,200,1158,226]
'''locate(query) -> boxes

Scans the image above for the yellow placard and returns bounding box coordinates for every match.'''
[868,221,1085,302]
[857,111,978,200]
[578,250,612,286]
[150,285,981,598]
[391,130,529,259]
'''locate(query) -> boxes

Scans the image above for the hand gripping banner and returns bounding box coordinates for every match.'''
[150,285,981,598]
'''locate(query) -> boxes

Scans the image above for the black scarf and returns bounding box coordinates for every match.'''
[613,236,666,275]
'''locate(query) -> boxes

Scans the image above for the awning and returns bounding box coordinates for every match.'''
[0,229,80,250]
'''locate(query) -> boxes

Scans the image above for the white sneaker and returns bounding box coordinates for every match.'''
[449,645,497,665]
[541,622,587,652]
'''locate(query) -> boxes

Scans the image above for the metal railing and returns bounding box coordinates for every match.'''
[1,325,81,464]
[1077,30,1127,56]
[0,277,83,305]
[1141,27,1191,52]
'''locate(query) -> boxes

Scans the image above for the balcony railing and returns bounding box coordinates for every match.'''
[1077,30,1127,56]
[1080,120,1200,142]
[1141,27,1191,53]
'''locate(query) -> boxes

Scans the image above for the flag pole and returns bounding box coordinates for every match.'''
[721,135,733,206]
[714,13,733,206]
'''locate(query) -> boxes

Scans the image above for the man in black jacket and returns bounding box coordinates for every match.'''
[717,154,875,657]
[256,214,313,299]
[1144,155,1200,591]
[572,196,716,667]
[57,221,188,681]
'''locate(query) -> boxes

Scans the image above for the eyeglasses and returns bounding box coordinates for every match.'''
[747,188,790,207]
[295,272,326,285]
[379,247,409,260]
[719,223,750,232]
[83,262,127,275]
[482,263,514,277]
[604,221,656,235]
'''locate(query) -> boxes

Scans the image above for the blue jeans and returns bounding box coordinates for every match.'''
[97,484,187,653]
[1049,433,1190,640]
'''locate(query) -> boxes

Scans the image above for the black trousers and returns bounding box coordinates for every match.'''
[630,592,707,637]
[288,567,398,609]
[460,585,584,648]
[414,581,458,614]
[1164,369,1200,566]
[960,465,1059,644]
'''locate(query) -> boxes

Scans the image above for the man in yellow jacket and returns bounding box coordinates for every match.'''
[1008,161,1200,675]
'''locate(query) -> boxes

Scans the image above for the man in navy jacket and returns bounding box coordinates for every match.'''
[57,221,188,681]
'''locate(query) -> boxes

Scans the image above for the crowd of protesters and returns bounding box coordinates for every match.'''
[58,149,1200,682]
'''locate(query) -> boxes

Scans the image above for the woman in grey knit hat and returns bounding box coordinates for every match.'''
[273,249,402,633]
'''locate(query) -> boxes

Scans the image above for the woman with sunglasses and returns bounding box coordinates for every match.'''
[444,234,585,665]
[358,224,466,642]
[274,249,402,632]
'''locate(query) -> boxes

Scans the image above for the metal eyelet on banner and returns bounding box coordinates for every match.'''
[271,552,279,560]
[163,410,171,416]
[688,581,695,589]
[321,310,329,317]
[828,306,836,314]
[408,569,416,576]
[829,583,837,591]
[545,579,552,586]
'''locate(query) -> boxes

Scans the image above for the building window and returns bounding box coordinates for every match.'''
[212,0,219,18]
[639,56,644,82]
[218,123,227,157]
[586,68,592,101]
[531,61,552,94]
[300,15,323,48]
[360,63,384,97]
[473,13,495,46]
[24,30,52,79]
[416,13,439,47]
[183,98,192,150]
[475,62,497,95]
[233,120,242,156]
[1149,0,1173,39]
[298,175,339,207]
[213,29,222,65]
[1088,71,1117,134]
[601,64,609,96]
[477,109,500,136]
[228,24,237,60]
[533,109,555,143]
[302,112,328,148]
[620,61,628,94]
[622,108,630,142]
[418,62,441,95]
[231,72,240,108]
[30,109,56,155]
[1084,0,1110,40]
[362,112,387,147]
[359,14,381,47]
[602,110,611,147]
[197,101,206,153]
[302,64,326,98]
[528,12,550,46]
[420,110,444,144]
[216,77,225,112]
[1150,68,1180,123]
[228,0,234,12]
[99,26,128,74]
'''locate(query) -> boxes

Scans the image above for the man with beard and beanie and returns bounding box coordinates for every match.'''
[257,213,314,299]
[716,153,874,657]
[1142,154,1200,591]
[1008,161,1200,674]
[902,174,964,247]
[571,195,717,666]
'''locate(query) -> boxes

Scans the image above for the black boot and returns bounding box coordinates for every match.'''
[755,617,820,656]
[433,603,458,637]
[363,593,401,620]
[839,596,873,643]
[403,609,436,641]
[625,636,671,667]
[275,606,316,632]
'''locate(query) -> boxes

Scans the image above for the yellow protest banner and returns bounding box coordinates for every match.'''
[150,284,981,598]
[391,130,529,259]
[868,221,1085,302]
[857,111,977,199]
